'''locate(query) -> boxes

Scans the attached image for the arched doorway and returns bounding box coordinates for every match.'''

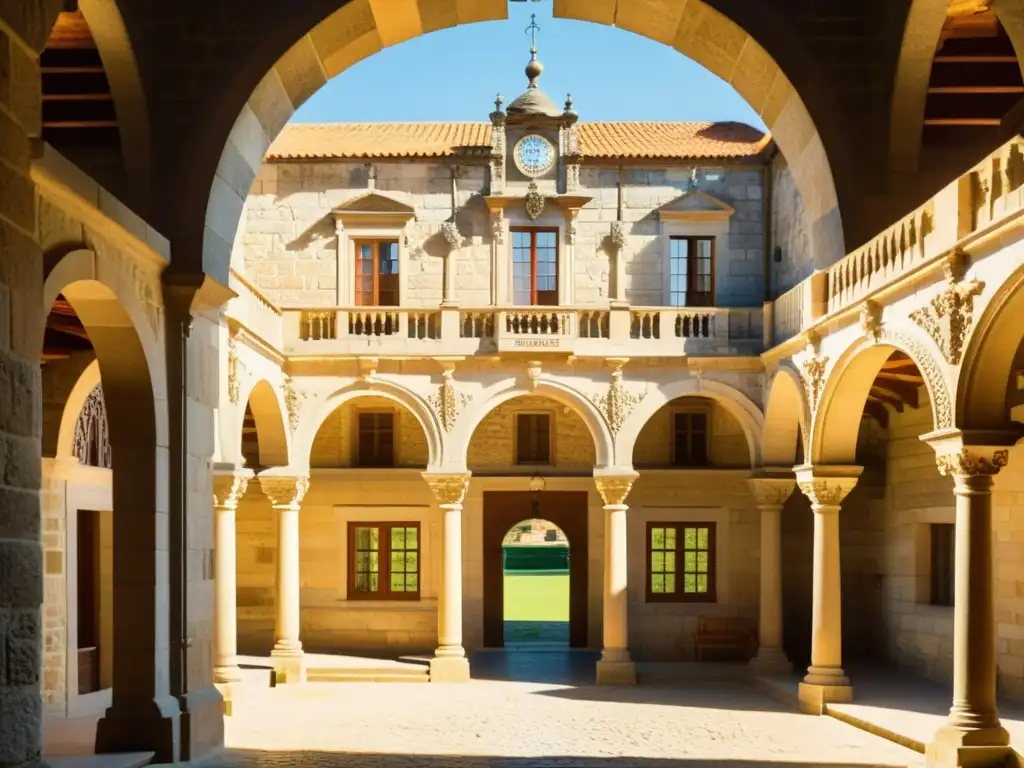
[483,491,588,649]
[501,517,570,648]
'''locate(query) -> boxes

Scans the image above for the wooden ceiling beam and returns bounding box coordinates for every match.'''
[872,379,921,409]
[876,371,927,384]
[870,388,906,411]
[863,400,890,429]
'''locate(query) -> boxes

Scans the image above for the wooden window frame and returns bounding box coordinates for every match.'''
[346,521,421,601]
[510,226,560,306]
[670,404,712,468]
[513,410,554,466]
[353,408,396,469]
[668,235,716,307]
[353,238,400,307]
[646,522,717,603]
[930,522,955,608]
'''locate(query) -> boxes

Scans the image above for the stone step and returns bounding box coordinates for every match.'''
[306,667,430,683]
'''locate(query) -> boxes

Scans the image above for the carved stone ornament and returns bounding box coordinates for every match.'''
[525,182,545,220]
[609,220,628,251]
[491,212,505,245]
[860,300,882,343]
[567,219,578,246]
[797,477,857,508]
[935,448,1009,477]
[213,472,250,509]
[747,477,796,508]
[427,368,471,433]
[886,328,953,429]
[260,475,310,509]
[590,366,645,436]
[908,257,984,365]
[595,473,638,507]
[359,357,379,382]
[526,360,542,390]
[280,375,303,432]
[800,355,829,412]
[566,163,581,192]
[423,473,471,506]
[440,220,462,250]
[227,334,241,406]
[73,384,112,469]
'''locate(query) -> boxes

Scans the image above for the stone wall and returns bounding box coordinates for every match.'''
[239,159,770,309]
[770,153,812,297]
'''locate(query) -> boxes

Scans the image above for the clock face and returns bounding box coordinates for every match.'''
[514,134,556,177]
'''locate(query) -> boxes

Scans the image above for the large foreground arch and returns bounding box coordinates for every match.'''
[200,0,848,287]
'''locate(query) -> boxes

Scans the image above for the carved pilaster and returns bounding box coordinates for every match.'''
[747,477,796,508]
[260,475,309,509]
[213,471,251,510]
[794,465,861,508]
[595,472,639,507]
[427,368,471,433]
[423,473,471,506]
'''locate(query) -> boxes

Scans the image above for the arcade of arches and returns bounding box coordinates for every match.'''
[8,2,1024,768]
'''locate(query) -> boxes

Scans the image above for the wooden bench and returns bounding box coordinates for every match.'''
[694,616,755,661]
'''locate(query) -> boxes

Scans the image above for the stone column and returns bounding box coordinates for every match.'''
[595,472,639,685]
[212,467,252,685]
[747,474,796,676]
[260,474,310,684]
[923,431,1019,768]
[794,464,862,714]
[423,473,472,682]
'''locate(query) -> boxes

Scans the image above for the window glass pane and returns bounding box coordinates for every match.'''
[665,551,676,572]
[665,528,676,549]
[516,413,550,464]
[652,574,665,593]
[390,573,406,591]
[391,527,405,550]
[684,574,696,592]
[651,551,664,572]
[407,574,419,591]
[379,241,399,275]
[697,574,708,593]
[651,527,665,549]
[405,551,418,572]
[684,527,696,548]
[405,527,418,549]
[665,574,676,593]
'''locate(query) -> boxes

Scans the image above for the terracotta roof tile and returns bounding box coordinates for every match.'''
[266,121,771,162]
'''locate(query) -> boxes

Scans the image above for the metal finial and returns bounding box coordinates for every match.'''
[564,93,575,113]
[495,93,504,112]
[526,13,540,49]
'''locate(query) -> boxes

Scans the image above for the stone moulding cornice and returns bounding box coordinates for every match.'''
[225,319,286,367]
[259,475,310,508]
[422,473,471,505]
[793,464,862,507]
[594,471,639,506]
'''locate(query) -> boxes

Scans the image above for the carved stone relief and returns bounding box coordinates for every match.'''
[860,300,882,343]
[427,368,471,433]
[935,447,1009,477]
[280,375,303,432]
[908,253,984,365]
[884,328,953,429]
[227,335,241,405]
[594,473,638,506]
[589,365,645,436]
[423,473,471,505]
[73,384,112,469]
[800,355,829,413]
[525,182,545,220]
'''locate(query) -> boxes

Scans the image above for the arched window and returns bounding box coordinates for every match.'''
[73,385,111,469]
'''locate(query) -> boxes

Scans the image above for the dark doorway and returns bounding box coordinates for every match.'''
[483,491,588,648]
[77,509,101,694]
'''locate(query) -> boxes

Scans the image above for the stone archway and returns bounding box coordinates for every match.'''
[763,365,809,467]
[238,378,291,469]
[202,0,848,287]
[41,253,178,759]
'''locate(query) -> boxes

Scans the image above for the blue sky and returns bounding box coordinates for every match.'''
[292,3,763,127]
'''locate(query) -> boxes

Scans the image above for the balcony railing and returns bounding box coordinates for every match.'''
[228,270,282,348]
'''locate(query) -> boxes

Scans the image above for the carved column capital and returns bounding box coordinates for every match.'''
[422,473,471,506]
[747,476,796,508]
[213,468,254,510]
[922,428,1022,480]
[259,474,310,509]
[794,464,862,508]
[595,471,639,507]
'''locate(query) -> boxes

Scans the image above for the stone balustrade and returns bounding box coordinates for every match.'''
[228,270,283,348]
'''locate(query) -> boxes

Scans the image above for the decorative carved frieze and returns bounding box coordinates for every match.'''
[280,375,303,432]
[935,448,1009,477]
[427,368,471,433]
[908,256,984,365]
[422,473,471,506]
[260,475,309,509]
[800,355,829,412]
[73,384,111,469]
[860,300,882,343]
[595,473,638,506]
[525,182,545,220]
[590,364,645,436]
[227,334,241,405]
[213,472,250,509]
[747,477,796,508]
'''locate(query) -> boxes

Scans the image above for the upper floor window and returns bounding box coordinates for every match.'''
[355,240,399,306]
[672,408,709,467]
[930,523,954,607]
[516,412,551,465]
[356,411,394,468]
[512,228,558,306]
[669,236,714,307]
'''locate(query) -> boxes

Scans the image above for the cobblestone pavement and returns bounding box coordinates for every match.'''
[219,679,925,768]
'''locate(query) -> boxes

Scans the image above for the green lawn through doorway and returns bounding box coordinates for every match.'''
[503,573,570,623]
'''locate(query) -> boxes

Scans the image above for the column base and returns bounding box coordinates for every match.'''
[95,695,181,762]
[270,648,306,685]
[596,660,637,685]
[749,649,793,677]
[429,655,471,683]
[214,663,243,684]
[178,684,226,761]
[925,724,1013,768]
[797,680,853,715]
